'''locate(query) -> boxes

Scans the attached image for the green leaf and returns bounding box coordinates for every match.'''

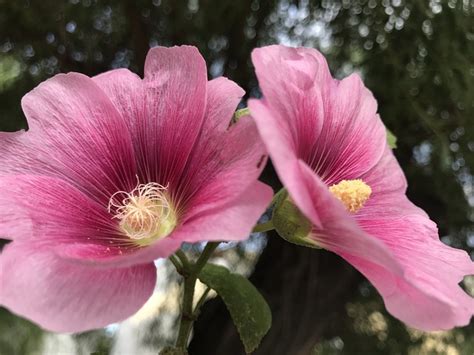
[387,129,397,149]
[198,264,272,354]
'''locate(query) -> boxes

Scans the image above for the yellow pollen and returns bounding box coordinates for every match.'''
[108,182,177,245]
[329,179,372,213]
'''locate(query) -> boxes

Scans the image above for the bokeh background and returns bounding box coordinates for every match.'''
[0,0,473,354]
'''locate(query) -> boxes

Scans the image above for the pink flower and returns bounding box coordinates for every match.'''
[0,46,272,332]
[249,45,474,331]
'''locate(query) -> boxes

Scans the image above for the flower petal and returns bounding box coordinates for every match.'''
[54,179,271,268]
[359,145,407,197]
[179,117,268,217]
[355,147,416,221]
[203,76,245,132]
[0,242,156,332]
[249,99,322,227]
[251,45,386,185]
[351,193,474,330]
[311,74,386,184]
[296,160,403,274]
[251,45,325,159]
[0,175,182,267]
[0,175,115,243]
[1,73,137,202]
[56,237,182,269]
[298,160,473,329]
[176,181,273,243]
[172,76,250,211]
[0,205,33,241]
[142,46,207,186]
[92,68,145,141]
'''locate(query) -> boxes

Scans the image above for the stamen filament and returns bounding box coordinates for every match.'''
[108,182,177,244]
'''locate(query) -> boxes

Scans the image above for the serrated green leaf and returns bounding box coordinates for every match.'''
[387,129,397,149]
[198,264,272,354]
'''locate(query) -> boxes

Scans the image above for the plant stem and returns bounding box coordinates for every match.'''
[169,219,273,352]
[193,242,219,272]
[169,255,182,273]
[252,220,274,233]
[174,274,197,349]
[193,286,211,316]
[174,242,219,349]
[175,249,191,270]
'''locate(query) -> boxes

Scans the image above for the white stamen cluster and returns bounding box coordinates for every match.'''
[108,182,173,240]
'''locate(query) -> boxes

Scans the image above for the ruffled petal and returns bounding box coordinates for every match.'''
[176,181,273,243]
[251,45,325,159]
[1,73,137,203]
[351,192,474,330]
[202,77,245,132]
[142,46,207,186]
[0,242,156,332]
[251,45,386,185]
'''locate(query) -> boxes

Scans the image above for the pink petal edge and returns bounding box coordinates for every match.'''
[0,242,156,332]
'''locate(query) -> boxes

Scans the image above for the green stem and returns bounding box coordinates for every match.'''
[169,255,183,273]
[193,242,219,272]
[252,220,274,233]
[193,286,211,316]
[175,249,191,270]
[174,242,219,349]
[169,219,272,352]
[174,275,197,349]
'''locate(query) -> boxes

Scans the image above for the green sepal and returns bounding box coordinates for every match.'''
[272,189,320,248]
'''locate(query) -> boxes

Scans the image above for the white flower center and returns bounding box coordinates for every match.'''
[108,182,177,245]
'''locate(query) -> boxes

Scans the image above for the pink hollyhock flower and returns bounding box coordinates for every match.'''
[249,45,474,331]
[0,46,272,332]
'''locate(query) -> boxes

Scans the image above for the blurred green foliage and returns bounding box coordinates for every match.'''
[0,308,43,354]
[0,0,472,354]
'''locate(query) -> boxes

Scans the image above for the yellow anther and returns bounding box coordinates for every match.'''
[329,179,372,213]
